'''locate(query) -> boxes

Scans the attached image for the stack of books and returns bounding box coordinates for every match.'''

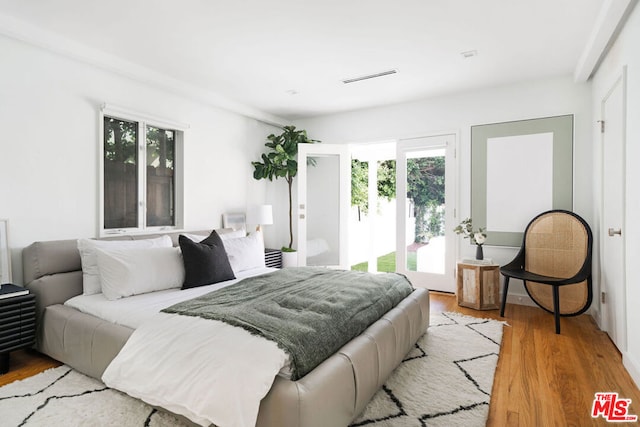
[0,283,29,300]
[264,249,283,269]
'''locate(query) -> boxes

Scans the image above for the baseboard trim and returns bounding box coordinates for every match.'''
[623,352,640,390]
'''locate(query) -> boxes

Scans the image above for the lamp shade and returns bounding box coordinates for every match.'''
[247,205,273,227]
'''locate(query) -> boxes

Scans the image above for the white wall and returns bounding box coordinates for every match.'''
[295,75,593,302]
[592,3,640,387]
[0,34,279,284]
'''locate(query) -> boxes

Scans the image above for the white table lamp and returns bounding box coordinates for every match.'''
[247,205,273,232]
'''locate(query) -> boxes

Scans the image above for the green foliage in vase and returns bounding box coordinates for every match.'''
[453,218,487,245]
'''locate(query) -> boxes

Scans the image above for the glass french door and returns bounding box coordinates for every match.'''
[396,135,456,292]
[296,144,350,269]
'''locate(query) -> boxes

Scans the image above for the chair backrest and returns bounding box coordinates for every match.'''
[523,210,593,315]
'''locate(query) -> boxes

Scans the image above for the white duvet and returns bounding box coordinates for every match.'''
[102,313,288,427]
[67,267,290,427]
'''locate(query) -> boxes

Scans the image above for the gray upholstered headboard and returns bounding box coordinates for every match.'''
[22,230,214,322]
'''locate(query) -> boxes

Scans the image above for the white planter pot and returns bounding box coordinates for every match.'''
[281,251,298,268]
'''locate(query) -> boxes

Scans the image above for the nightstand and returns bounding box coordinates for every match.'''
[0,288,36,374]
[456,261,500,310]
[264,248,282,269]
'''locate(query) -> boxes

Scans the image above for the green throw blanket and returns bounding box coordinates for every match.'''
[162,267,414,380]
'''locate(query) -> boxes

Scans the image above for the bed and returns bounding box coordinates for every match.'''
[22,230,430,427]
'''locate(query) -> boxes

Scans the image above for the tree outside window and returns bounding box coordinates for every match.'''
[351,157,445,243]
[103,116,177,232]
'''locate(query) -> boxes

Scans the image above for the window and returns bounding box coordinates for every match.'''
[100,105,185,235]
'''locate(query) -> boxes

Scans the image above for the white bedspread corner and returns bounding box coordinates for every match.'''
[102,312,288,427]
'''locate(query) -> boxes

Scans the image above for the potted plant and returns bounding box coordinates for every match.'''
[251,126,319,266]
[454,218,487,260]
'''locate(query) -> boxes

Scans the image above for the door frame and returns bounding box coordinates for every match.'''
[599,66,627,351]
[396,132,458,292]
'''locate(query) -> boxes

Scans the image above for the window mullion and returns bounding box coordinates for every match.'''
[138,122,146,230]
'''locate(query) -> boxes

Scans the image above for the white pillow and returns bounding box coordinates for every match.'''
[181,229,245,244]
[96,247,185,300]
[180,233,209,243]
[222,231,265,274]
[77,235,172,295]
[219,229,247,240]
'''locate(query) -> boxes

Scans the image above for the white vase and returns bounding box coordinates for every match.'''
[281,251,298,268]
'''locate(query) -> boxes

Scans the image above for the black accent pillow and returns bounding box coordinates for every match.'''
[179,231,236,289]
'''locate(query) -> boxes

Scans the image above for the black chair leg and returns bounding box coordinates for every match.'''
[553,285,561,334]
[500,277,510,317]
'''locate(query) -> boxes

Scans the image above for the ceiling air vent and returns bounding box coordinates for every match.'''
[342,69,398,84]
[460,50,478,59]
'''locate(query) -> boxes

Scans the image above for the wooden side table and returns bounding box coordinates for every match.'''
[0,290,36,374]
[456,261,500,310]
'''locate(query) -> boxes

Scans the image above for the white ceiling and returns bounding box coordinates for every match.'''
[0,0,607,120]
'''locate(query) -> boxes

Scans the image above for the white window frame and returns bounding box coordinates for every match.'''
[99,104,187,237]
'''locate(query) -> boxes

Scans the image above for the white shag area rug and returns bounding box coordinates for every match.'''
[0,312,504,427]
[350,311,505,426]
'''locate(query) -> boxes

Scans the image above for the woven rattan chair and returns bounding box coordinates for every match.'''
[500,210,593,334]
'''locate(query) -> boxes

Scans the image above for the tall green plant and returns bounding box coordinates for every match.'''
[251,126,319,249]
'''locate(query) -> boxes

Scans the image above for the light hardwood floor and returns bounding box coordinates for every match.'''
[430,292,640,426]
[1,292,639,426]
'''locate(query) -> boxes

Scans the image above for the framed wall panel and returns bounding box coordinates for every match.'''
[471,115,573,247]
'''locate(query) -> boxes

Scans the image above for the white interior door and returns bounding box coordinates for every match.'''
[601,68,627,352]
[396,134,456,292]
[297,144,350,269]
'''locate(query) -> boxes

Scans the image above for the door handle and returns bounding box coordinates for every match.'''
[608,228,622,237]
